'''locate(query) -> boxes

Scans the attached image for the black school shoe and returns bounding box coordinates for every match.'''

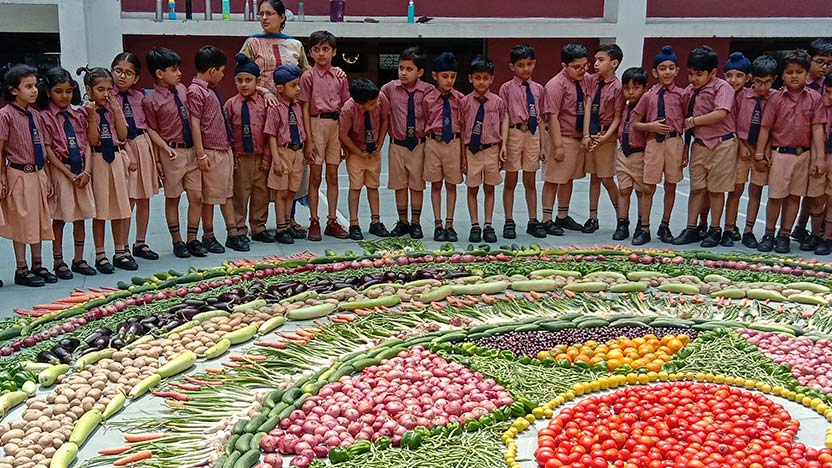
[32,266,58,284]
[503,219,517,239]
[202,236,226,254]
[226,235,250,252]
[526,220,547,239]
[732,229,741,241]
[433,226,447,242]
[349,225,364,241]
[700,227,722,248]
[696,223,708,239]
[720,230,734,247]
[95,257,115,274]
[741,232,759,249]
[469,225,482,243]
[632,229,651,246]
[815,239,832,256]
[483,225,498,243]
[791,225,809,242]
[581,218,600,234]
[542,220,564,236]
[275,230,294,244]
[287,225,306,240]
[656,225,675,244]
[54,263,73,281]
[14,268,44,287]
[390,221,410,237]
[71,259,97,276]
[612,220,630,241]
[409,223,424,239]
[799,234,821,252]
[757,233,775,252]
[251,230,276,243]
[774,235,791,254]
[673,228,702,245]
[112,254,139,271]
[445,227,459,242]
[554,215,583,231]
[172,241,191,258]
[186,239,208,257]
[132,243,160,260]
[369,222,390,238]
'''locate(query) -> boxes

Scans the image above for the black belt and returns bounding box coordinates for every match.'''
[92,145,125,153]
[511,122,539,132]
[283,143,304,151]
[773,146,810,156]
[8,162,42,172]
[468,143,494,154]
[652,131,679,141]
[587,124,611,133]
[623,147,645,157]
[430,132,460,142]
[312,112,339,120]
[393,137,427,148]
[167,141,192,149]
[128,129,146,139]
[695,133,735,145]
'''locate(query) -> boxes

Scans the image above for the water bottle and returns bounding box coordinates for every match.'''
[204,0,211,19]
[249,0,256,20]
[222,0,230,20]
[329,0,345,22]
[244,0,250,21]
[155,0,163,21]
[407,0,415,23]
[298,1,305,21]
[185,0,192,19]
[168,0,176,20]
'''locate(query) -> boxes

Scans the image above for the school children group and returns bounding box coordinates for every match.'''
[1,33,832,288]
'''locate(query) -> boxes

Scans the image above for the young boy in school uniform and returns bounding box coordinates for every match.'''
[754,49,826,254]
[462,56,508,243]
[631,45,686,244]
[674,46,737,248]
[265,65,307,244]
[541,43,591,236]
[424,52,465,242]
[339,79,390,240]
[225,54,273,244]
[381,46,432,239]
[613,67,650,244]
[735,55,778,249]
[722,51,752,247]
[814,71,832,255]
[582,44,625,234]
[142,47,205,258]
[299,30,350,241]
[187,45,248,254]
[498,45,546,239]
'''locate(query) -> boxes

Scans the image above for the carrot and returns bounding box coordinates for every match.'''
[431,302,445,312]
[124,433,165,443]
[32,303,69,311]
[169,382,201,391]
[183,375,224,386]
[255,341,287,349]
[522,293,534,302]
[334,314,356,322]
[14,309,46,317]
[98,446,132,455]
[352,308,371,317]
[563,290,576,298]
[504,292,517,300]
[295,329,317,338]
[152,391,190,401]
[481,294,496,305]
[465,295,480,304]
[408,301,426,309]
[114,450,153,466]
[229,354,267,362]
[56,295,96,304]
[221,362,243,369]
[204,367,225,374]
[278,332,304,341]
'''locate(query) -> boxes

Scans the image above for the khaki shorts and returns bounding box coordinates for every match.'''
[826,154,832,197]
[615,148,646,192]
[423,137,463,184]
[505,127,541,173]
[643,136,684,185]
[310,117,342,166]
[268,146,304,193]
[159,147,201,197]
[767,150,810,199]
[346,152,381,189]
[388,142,426,190]
[736,155,769,187]
[201,148,234,204]
[585,138,616,178]
[465,145,502,187]
[689,138,738,192]
[543,136,585,184]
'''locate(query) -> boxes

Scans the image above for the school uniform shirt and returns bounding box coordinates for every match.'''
[761,87,826,149]
[264,96,307,147]
[142,84,190,143]
[0,103,52,165]
[116,88,148,130]
[498,76,545,127]
[461,91,507,146]
[381,79,433,140]
[187,78,231,151]
[93,106,126,148]
[541,69,590,139]
[423,87,464,135]
[42,103,89,162]
[632,84,686,136]
[584,73,625,127]
[683,77,736,148]
[618,102,647,149]
[807,75,825,93]
[339,95,390,152]
[297,64,350,115]
[225,93,268,155]
[733,87,774,142]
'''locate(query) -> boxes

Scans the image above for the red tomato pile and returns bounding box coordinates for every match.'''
[536,381,832,468]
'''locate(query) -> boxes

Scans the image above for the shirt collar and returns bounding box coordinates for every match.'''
[48,102,69,116]
[313,64,334,78]
[154,84,175,96]
[192,77,211,89]
[10,103,31,115]
[512,75,526,87]
[277,95,295,107]
[783,87,809,101]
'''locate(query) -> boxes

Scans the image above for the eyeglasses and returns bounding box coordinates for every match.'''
[567,63,588,72]
[752,78,774,86]
[112,68,136,78]
[257,11,278,17]
[813,58,832,68]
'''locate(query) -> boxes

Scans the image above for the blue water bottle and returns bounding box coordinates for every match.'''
[407,0,415,23]
[222,0,230,20]
[168,0,176,19]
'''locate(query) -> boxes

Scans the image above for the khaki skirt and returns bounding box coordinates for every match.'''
[50,168,96,222]
[0,168,53,243]
[126,133,160,199]
[91,149,132,220]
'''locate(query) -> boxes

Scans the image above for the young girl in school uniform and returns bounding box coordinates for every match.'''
[77,66,137,274]
[38,67,97,279]
[0,64,57,287]
[112,52,161,261]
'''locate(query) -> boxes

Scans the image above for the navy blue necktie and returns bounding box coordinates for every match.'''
[61,111,83,174]
[120,92,138,140]
[656,88,667,143]
[288,102,301,147]
[171,87,193,147]
[22,108,45,170]
[441,94,453,143]
[212,87,235,142]
[747,96,763,146]
[622,104,633,156]
[405,90,417,150]
[574,80,585,133]
[96,108,116,163]
[809,82,822,92]
[523,82,538,135]
[364,111,376,153]
[241,98,254,154]
[826,127,832,154]
[468,97,486,154]
[589,80,605,135]
[684,87,701,145]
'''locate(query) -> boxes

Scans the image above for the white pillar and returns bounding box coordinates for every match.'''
[59,0,123,87]
[603,0,646,75]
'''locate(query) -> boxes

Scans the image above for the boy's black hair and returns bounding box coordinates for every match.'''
[561,43,588,64]
[195,45,228,73]
[146,48,182,80]
[399,46,427,70]
[75,66,113,88]
[509,44,535,64]
[687,45,719,72]
[1,64,37,101]
[808,38,832,58]
[309,30,337,49]
[37,67,81,109]
[112,52,142,77]
[469,55,494,75]
[349,79,380,104]
[751,55,778,78]
[596,44,623,64]
[825,68,832,88]
[782,49,812,72]
[621,67,648,87]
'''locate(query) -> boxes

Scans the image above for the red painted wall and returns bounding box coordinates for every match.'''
[641,38,731,87]
[122,0,605,18]
[647,0,832,17]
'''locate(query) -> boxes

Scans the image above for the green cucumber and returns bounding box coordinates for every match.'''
[287,303,338,319]
[450,281,509,296]
[576,319,610,328]
[233,449,261,468]
[222,325,258,344]
[626,271,668,281]
[711,289,746,299]
[649,318,693,328]
[418,285,453,302]
[703,274,731,283]
[530,269,582,279]
[203,338,231,359]
[510,279,557,292]
[657,284,700,295]
[563,281,608,293]
[788,294,829,306]
[746,289,787,302]
[785,282,830,294]
[541,321,575,331]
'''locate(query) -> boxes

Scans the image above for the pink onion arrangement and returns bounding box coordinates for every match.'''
[260,346,512,466]
[740,329,832,393]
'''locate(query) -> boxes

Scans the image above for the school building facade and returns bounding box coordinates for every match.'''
[1,0,830,96]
